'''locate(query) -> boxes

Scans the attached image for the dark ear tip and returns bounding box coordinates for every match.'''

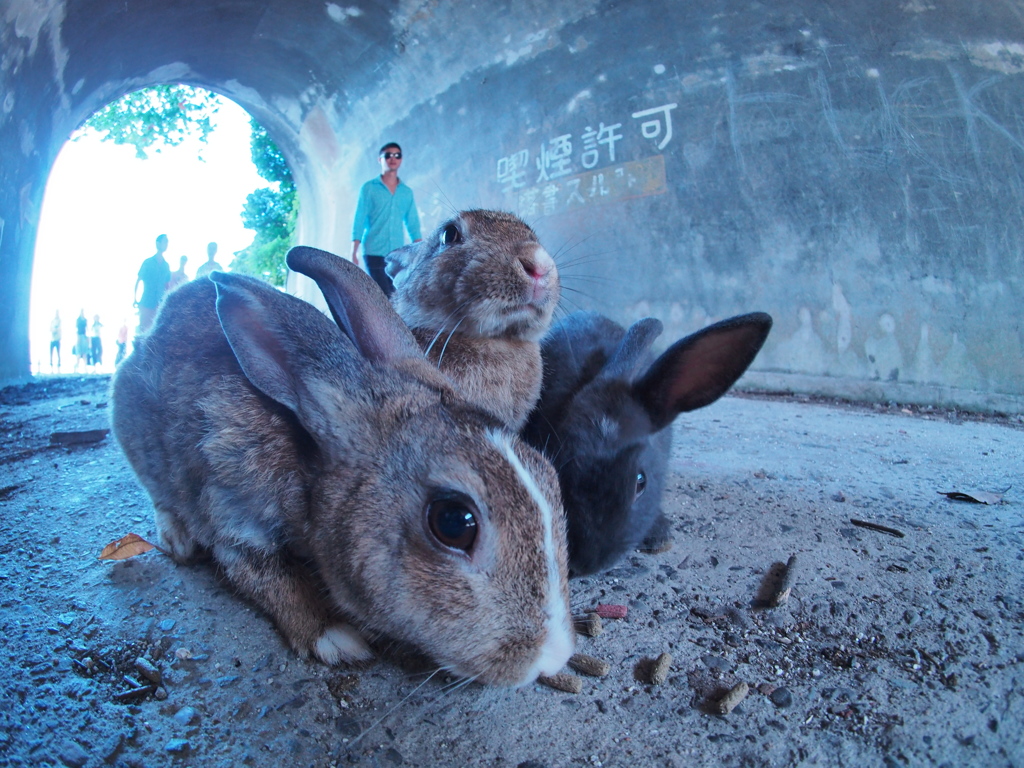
[286,245,344,273]
[733,312,773,342]
[753,312,773,341]
[209,271,242,292]
[633,317,664,335]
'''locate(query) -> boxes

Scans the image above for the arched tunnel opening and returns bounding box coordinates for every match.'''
[28,85,287,374]
[1,3,1023,766]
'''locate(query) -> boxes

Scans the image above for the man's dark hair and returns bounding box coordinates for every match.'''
[379,142,402,156]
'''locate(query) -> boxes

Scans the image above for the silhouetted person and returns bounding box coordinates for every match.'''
[73,309,88,373]
[89,315,103,370]
[49,310,61,372]
[134,234,171,334]
[115,320,128,365]
[351,142,421,296]
[195,241,223,278]
[168,255,189,291]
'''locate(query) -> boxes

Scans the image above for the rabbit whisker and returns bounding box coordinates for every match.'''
[560,273,615,286]
[346,668,443,749]
[438,673,480,697]
[550,232,604,263]
[553,251,615,273]
[436,317,466,369]
[422,299,475,357]
[423,326,448,358]
[556,286,596,304]
[426,181,461,220]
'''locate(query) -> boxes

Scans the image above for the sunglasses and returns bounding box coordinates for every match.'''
[381,152,402,159]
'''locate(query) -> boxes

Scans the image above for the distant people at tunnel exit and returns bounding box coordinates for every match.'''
[351,142,422,296]
[115,320,128,366]
[195,242,223,278]
[168,255,189,291]
[49,310,61,372]
[90,315,103,370]
[73,309,88,373]
[134,234,172,334]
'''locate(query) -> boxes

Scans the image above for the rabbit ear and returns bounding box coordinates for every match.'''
[286,246,424,365]
[598,317,664,381]
[210,272,322,414]
[634,312,773,431]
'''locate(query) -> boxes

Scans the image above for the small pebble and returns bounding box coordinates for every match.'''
[595,604,627,619]
[714,681,749,715]
[164,738,190,753]
[538,673,582,694]
[568,653,610,677]
[650,652,673,685]
[769,686,793,708]
[158,620,176,632]
[135,657,161,685]
[56,740,89,768]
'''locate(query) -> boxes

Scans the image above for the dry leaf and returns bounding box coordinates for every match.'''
[938,490,1005,505]
[99,533,157,560]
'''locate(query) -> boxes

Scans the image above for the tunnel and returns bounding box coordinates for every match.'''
[1,0,1022,414]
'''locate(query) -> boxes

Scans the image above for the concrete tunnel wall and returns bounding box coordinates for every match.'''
[1,0,1022,414]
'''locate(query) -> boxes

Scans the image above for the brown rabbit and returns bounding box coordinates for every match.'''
[111,250,573,686]
[385,210,560,430]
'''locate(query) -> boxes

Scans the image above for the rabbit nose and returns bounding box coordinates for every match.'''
[520,246,555,281]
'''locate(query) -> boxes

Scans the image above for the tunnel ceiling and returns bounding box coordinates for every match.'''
[2,0,1024,413]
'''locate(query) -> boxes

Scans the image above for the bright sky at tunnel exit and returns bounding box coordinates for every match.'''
[29,95,265,375]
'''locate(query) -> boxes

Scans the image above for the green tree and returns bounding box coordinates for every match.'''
[78,85,297,285]
[78,85,220,159]
[229,119,297,287]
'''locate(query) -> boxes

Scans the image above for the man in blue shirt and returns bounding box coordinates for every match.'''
[351,142,422,296]
[133,233,172,334]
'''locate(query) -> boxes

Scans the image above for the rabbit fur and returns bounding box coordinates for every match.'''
[523,310,773,577]
[385,210,560,431]
[111,250,574,686]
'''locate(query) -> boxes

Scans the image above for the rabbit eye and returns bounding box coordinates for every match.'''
[440,223,462,246]
[635,470,648,499]
[426,494,478,552]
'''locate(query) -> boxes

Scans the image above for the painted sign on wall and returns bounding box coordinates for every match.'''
[496,102,677,213]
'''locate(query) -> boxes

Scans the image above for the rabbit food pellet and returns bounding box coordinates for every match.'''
[573,612,604,637]
[769,555,798,607]
[650,652,673,685]
[538,672,583,694]
[594,603,628,619]
[714,681,749,715]
[568,653,611,677]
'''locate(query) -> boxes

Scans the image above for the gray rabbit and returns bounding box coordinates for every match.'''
[523,310,772,576]
[111,249,574,686]
[386,210,560,430]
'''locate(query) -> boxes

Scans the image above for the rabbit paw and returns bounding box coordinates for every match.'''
[155,506,199,561]
[639,514,674,554]
[315,624,374,665]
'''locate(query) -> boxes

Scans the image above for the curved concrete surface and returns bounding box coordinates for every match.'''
[1,0,1022,413]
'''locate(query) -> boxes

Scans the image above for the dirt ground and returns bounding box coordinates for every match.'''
[1,375,1022,768]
